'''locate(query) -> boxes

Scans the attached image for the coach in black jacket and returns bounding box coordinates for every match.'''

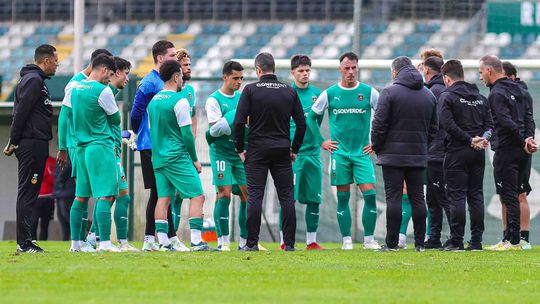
[422,56,452,248]
[234,52,306,251]
[372,56,437,251]
[479,55,537,249]
[4,44,58,253]
[440,60,493,251]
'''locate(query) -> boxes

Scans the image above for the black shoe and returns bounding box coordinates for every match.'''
[16,240,44,253]
[284,245,296,251]
[442,242,464,252]
[424,239,442,249]
[376,245,399,252]
[239,245,259,252]
[465,241,483,251]
[415,246,425,252]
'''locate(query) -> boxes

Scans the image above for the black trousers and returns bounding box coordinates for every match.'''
[56,197,74,241]
[382,166,427,248]
[493,147,528,245]
[14,139,49,245]
[245,148,296,248]
[31,196,55,241]
[426,161,451,241]
[444,148,485,245]
[140,149,176,238]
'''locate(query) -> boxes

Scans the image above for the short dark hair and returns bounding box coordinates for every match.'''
[339,52,358,63]
[113,56,131,71]
[159,60,182,82]
[34,44,56,63]
[391,56,412,72]
[91,54,116,72]
[441,59,464,80]
[502,61,517,78]
[222,60,244,75]
[480,54,503,73]
[91,49,113,61]
[291,54,312,70]
[424,56,443,73]
[152,40,175,64]
[254,52,275,73]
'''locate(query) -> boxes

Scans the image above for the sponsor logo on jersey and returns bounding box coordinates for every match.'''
[333,96,341,101]
[358,94,364,101]
[256,82,287,88]
[31,173,39,185]
[459,98,483,107]
[332,108,366,115]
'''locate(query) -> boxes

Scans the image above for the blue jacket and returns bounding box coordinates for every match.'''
[130,69,163,150]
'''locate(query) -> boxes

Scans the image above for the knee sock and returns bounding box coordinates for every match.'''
[521,231,530,243]
[361,189,377,240]
[80,208,88,241]
[155,219,170,246]
[337,191,352,238]
[172,195,182,232]
[96,199,113,242]
[305,202,320,244]
[400,194,411,235]
[218,197,231,239]
[239,201,248,247]
[213,198,222,239]
[426,209,431,237]
[114,195,130,241]
[189,217,203,244]
[90,203,99,237]
[70,199,86,242]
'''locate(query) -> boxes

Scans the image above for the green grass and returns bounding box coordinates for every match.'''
[1,241,540,303]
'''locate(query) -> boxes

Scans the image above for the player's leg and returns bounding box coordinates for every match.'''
[380,166,405,250]
[518,155,532,249]
[405,167,428,251]
[113,158,138,252]
[153,166,177,251]
[331,153,354,250]
[141,150,160,251]
[301,155,324,249]
[399,184,411,249]
[425,162,444,249]
[466,152,485,250]
[70,147,92,252]
[215,186,232,251]
[171,193,182,232]
[353,154,379,250]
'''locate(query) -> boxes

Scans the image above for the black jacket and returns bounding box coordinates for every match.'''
[371,65,438,167]
[10,64,52,146]
[439,81,493,152]
[488,77,535,150]
[234,74,306,153]
[53,161,75,199]
[426,73,446,162]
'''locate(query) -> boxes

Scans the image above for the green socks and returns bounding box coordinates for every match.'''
[239,201,248,239]
[89,203,99,237]
[426,209,431,236]
[218,197,231,236]
[70,199,87,241]
[172,195,182,232]
[400,194,411,235]
[114,195,130,241]
[337,191,352,237]
[361,189,377,237]
[213,198,222,238]
[96,199,113,242]
[305,202,320,233]
[155,219,169,245]
[80,209,88,241]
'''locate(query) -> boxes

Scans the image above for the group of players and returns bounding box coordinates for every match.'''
[58,38,536,252]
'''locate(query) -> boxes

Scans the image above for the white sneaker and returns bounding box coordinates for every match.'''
[219,243,231,251]
[69,247,80,252]
[142,241,160,252]
[80,241,97,253]
[170,239,191,252]
[118,242,140,252]
[363,239,381,250]
[86,234,97,249]
[342,239,354,250]
[99,243,121,252]
[485,240,505,251]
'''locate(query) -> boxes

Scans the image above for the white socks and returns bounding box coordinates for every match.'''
[343,236,352,244]
[279,231,284,245]
[100,240,112,249]
[364,235,374,243]
[157,233,170,246]
[71,240,81,250]
[306,232,317,245]
[144,235,156,243]
[191,229,202,244]
[239,237,247,248]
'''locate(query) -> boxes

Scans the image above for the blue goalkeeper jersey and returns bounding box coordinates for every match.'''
[130,69,163,150]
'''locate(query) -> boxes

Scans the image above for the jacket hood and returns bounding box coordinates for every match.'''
[394,65,424,90]
[446,81,481,99]
[426,73,444,89]
[492,77,523,97]
[515,78,528,90]
[20,64,49,79]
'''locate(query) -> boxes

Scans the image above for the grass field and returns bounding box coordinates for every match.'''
[1,241,540,303]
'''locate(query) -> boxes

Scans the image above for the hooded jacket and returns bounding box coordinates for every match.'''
[488,77,535,150]
[426,73,446,162]
[10,64,52,145]
[439,81,493,152]
[371,65,438,167]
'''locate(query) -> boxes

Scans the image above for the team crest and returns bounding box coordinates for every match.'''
[312,96,317,103]
[218,173,224,180]
[31,173,38,185]
[188,92,193,100]
[358,94,364,101]
[122,175,126,182]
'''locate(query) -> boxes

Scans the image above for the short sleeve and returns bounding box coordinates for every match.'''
[312,90,329,115]
[370,88,379,110]
[174,98,192,127]
[205,97,222,124]
[62,81,76,108]
[98,86,119,115]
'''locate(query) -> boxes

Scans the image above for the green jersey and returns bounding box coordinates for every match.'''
[72,79,119,147]
[312,82,379,156]
[290,83,323,155]
[60,71,88,149]
[108,84,122,150]
[205,90,241,159]
[181,83,196,116]
[147,90,192,169]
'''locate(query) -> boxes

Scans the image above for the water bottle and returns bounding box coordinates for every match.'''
[482,129,493,140]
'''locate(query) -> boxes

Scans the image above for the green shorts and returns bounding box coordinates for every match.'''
[116,155,128,191]
[75,145,118,198]
[293,154,322,203]
[68,147,77,178]
[330,153,376,186]
[154,156,204,199]
[210,153,247,187]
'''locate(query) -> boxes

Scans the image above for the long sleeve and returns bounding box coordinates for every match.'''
[130,84,153,133]
[482,96,494,132]
[234,86,250,153]
[10,77,40,145]
[428,97,438,144]
[440,93,471,145]
[524,91,536,138]
[489,92,523,146]
[58,105,70,150]
[371,88,391,152]
[290,91,306,153]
